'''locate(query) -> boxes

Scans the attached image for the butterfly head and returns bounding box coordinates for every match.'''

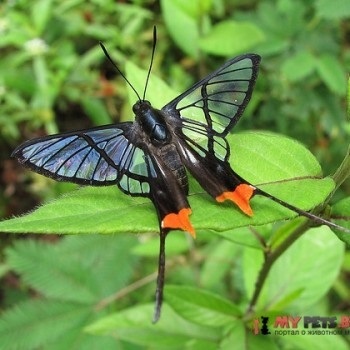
[132,100,151,115]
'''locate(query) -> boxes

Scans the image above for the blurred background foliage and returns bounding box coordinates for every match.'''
[0,0,350,348]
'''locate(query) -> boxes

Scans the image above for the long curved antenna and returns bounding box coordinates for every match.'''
[99,42,142,102]
[143,26,157,101]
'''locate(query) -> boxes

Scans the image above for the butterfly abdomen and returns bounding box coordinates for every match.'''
[158,143,188,194]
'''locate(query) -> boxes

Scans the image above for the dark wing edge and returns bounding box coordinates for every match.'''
[162,54,261,136]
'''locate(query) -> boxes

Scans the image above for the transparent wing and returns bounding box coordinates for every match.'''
[178,120,230,163]
[163,54,260,136]
[12,124,157,196]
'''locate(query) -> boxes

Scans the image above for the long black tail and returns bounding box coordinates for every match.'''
[254,187,350,234]
[153,228,167,323]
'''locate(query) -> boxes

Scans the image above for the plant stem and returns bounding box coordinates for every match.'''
[245,220,310,317]
[331,146,350,193]
[245,145,350,319]
[333,76,350,190]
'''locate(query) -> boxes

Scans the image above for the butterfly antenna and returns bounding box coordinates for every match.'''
[255,187,350,234]
[99,42,142,102]
[143,26,157,101]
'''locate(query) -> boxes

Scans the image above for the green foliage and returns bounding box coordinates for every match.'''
[165,286,241,326]
[1,0,350,349]
[85,228,346,349]
[233,0,350,172]
[0,0,154,142]
[86,303,221,349]
[0,235,139,349]
[243,227,345,311]
[315,0,350,20]
[161,0,265,58]
[198,21,265,56]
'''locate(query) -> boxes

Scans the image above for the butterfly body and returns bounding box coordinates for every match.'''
[132,100,188,192]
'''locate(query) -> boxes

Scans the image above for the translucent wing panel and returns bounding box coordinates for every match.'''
[179,120,230,162]
[19,135,115,181]
[13,125,157,196]
[119,174,151,194]
[117,146,156,196]
[17,131,125,183]
[164,54,260,136]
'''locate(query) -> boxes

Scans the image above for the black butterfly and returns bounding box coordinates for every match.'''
[12,28,349,322]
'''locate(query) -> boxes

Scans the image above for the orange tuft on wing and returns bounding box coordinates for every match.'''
[216,184,255,216]
[162,208,196,238]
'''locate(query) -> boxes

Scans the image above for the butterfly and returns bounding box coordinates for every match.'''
[12,27,349,322]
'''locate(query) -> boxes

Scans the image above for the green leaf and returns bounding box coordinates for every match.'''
[0,132,336,235]
[279,330,349,350]
[165,285,241,326]
[47,333,117,350]
[281,51,316,82]
[243,226,345,311]
[5,235,138,303]
[0,190,153,234]
[199,21,265,56]
[161,0,204,58]
[200,240,240,288]
[162,0,212,18]
[7,240,96,304]
[31,0,53,34]
[230,132,323,182]
[132,233,190,258]
[82,97,113,126]
[331,197,350,245]
[315,0,350,20]
[125,61,178,109]
[0,235,138,349]
[220,321,279,350]
[213,226,268,249]
[0,300,92,350]
[316,54,347,95]
[86,303,221,348]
